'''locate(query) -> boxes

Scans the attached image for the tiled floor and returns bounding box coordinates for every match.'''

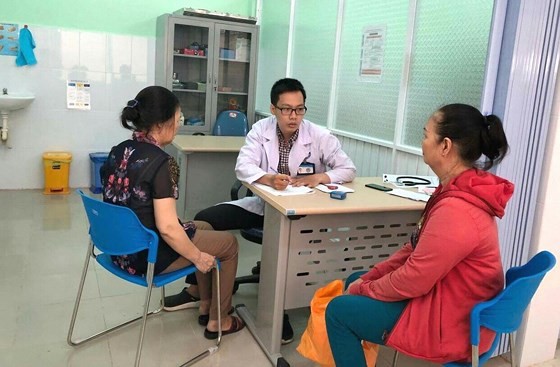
[0,189,558,367]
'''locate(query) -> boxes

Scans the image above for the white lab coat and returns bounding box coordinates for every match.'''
[226,116,357,215]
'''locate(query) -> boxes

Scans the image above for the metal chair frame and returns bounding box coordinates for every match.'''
[392,250,556,367]
[68,190,222,367]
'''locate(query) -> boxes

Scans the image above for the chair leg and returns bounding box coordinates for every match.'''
[69,254,222,366]
[509,333,515,367]
[134,263,155,367]
[392,350,399,367]
[178,265,222,367]
[472,345,480,367]
[67,242,94,346]
[67,246,164,347]
[216,264,222,345]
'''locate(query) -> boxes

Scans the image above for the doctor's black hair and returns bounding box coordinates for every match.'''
[270,78,307,105]
[432,103,509,170]
[120,86,179,132]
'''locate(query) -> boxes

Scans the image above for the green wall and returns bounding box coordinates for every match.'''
[0,0,256,36]
[254,0,291,112]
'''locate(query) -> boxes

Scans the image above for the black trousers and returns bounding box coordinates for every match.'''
[185,204,264,285]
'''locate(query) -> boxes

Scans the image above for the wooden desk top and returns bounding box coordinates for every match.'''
[172,135,245,153]
[247,177,426,216]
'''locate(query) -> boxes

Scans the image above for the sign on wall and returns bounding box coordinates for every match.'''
[359,25,386,82]
[67,80,91,110]
[0,23,19,56]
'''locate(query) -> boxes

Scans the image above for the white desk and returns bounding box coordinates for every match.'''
[235,177,425,367]
[166,135,245,220]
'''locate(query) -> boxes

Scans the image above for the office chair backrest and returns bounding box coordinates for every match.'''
[213,110,249,136]
[471,250,556,346]
[78,190,159,263]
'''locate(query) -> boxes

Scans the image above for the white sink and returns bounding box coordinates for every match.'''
[0,93,35,113]
[0,93,35,147]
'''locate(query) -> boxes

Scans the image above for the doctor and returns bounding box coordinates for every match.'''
[164,78,356,343]
[232,77,357,218]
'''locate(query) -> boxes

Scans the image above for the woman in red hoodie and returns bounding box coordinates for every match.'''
[326,104,514,366]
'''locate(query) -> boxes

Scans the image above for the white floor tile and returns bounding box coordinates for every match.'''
[0,340,113,367]
[1,188,558,367]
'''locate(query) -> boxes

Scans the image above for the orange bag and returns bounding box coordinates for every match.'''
[296,279,378,367]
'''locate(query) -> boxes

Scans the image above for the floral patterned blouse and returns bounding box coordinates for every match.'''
[100,133,196,275]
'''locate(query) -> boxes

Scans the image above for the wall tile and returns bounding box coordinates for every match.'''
[49,29,80,70]
[0,25,154,189]
[106,73,151,112]
[79,31,107,73]
[131,36,155,76]
[107,34,132,74]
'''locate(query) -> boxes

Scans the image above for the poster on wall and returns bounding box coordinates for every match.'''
[359,25,386,82]
[67,80,91,110]
[0,23,19,56]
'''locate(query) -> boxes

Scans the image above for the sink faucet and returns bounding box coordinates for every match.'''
[2,88,6,95]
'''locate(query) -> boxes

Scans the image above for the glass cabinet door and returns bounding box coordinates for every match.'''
[172,22,213,133]
[212,25,254,122]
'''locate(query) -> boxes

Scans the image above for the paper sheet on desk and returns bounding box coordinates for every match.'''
[315,184,355,193]
[253,183,314,196]
[389,189,430,202]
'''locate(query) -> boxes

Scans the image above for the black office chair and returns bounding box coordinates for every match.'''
[231,179,263,293]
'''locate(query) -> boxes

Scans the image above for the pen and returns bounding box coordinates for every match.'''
[270,167,291,184]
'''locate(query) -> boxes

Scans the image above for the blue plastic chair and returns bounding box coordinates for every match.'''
[392,250,556,367]
[212,110,249,136]
[67,190,222,367]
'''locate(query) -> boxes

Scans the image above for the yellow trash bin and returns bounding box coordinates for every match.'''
[43,152,72,195]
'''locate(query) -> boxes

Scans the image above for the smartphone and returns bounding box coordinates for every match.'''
[365,183,393,192]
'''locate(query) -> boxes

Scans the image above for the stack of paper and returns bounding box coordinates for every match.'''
[315,184,355,193]
[253,183,314,196]
[388,189,430,202]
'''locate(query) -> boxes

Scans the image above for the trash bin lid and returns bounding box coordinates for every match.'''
[43,152,72,161]
[89,152,109,162]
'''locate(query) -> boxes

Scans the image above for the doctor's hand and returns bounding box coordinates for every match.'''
[291,173,330,188]
[257,173,291,190]
[271,173,291,190]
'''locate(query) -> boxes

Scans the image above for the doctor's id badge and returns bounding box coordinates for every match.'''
[297,162,315,175]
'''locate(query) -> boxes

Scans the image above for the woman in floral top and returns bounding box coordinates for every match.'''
[101,86,244,339]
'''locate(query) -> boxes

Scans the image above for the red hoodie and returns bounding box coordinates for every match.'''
[349,168,514,363]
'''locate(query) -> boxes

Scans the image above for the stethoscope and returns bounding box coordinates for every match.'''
[395,176,432,186]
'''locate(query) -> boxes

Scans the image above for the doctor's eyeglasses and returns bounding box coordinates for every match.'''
[274,106,307,116]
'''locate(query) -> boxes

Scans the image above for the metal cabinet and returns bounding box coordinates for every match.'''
[156,14,259,134]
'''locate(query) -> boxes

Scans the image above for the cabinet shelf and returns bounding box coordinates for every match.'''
[219,58,250,63]
[156,13,258,134]
[173,88,207,93]
[174,54,207,60]
[217,91,248,96]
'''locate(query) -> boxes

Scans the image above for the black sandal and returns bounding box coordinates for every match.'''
[198,306,235,326]
[203,315,245,339]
